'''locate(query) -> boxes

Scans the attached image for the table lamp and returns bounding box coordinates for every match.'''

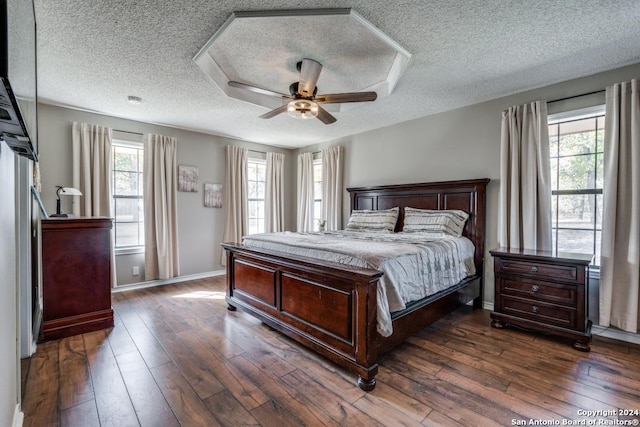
[51,186,82,217]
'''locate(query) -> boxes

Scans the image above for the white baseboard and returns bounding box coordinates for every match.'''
[483,302,494,311]
[12,404,23,427]
[112,269,226,293]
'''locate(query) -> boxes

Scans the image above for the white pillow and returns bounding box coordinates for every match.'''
[345,207,399,233]
[402,208,469,237]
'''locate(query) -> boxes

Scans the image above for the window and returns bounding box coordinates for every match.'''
[247,158,266,235]
[313,157,322,230]
[548,107,605,266]
[112,140,144,250]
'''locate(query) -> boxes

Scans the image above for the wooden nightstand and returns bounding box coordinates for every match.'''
[490,247,593,351]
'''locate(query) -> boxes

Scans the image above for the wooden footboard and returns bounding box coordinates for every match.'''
[223,243,383,390]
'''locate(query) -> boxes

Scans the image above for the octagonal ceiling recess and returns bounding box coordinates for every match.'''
[193,9,411,115]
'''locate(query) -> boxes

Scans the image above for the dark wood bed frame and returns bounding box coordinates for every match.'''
[222,178,489,390]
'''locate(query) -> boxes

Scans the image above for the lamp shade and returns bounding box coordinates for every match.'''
[58,187,82,196]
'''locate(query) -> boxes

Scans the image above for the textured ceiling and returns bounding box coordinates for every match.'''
[34,0,640,148]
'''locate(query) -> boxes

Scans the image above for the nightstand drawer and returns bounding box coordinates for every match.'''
[500,277,576,306]
[500,295,576,329]
[497,259,578,282]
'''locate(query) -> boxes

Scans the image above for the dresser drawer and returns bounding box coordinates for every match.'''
[500,295,576,329]
[499,277,577,306]
[497,259,578,282]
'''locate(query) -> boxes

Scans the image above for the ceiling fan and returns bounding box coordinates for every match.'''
[228,58,377,124]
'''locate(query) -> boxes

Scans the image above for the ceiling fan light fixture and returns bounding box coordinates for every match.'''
[287,100,318,120]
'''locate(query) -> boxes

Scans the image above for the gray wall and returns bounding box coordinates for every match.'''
[37,104,296,286]
[37,62,640,295]
[296,62,640,306]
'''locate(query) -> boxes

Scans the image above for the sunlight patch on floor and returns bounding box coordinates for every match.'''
[172,291,226,300]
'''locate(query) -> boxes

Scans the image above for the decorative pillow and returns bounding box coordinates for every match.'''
[345,207,399,233]
[402,208,469,237]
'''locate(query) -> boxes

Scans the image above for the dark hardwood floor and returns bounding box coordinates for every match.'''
[21,276,640,426]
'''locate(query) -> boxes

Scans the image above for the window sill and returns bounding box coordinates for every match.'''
[115,247,144,256]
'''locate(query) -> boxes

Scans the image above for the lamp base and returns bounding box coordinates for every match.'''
[49,213,75,218]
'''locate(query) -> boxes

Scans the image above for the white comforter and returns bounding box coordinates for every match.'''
[242,231,476,337]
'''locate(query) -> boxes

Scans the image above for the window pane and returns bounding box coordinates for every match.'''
[556,194,596,230]
[114,146,139,171]
[138,173,144,197]
[314,200,321,223]
[549,127,559,157]
[595,153,603,189]
[558,118,597,156]
[550,158,558,191]
[595,194,603,230]
[115,222,140,247]
[115,198,143,222]
[248,200,259,217]
[257,163,266,181]
[558,155,596,190]
[114,171,141,195]
[139,223,145,246]
[256,181,265,199]
[556,229,595,256]
[248,219,259,235]
[248,181,258,199]
[594,231,601,267]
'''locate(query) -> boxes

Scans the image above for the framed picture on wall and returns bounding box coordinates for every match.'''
[178,165,199,192]
[204,183,222,208]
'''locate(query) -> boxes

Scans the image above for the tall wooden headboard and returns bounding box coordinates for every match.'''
[347,178,490,277]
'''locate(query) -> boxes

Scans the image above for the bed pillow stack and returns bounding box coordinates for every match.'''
[345,207,399,233]
[402,208,469,237]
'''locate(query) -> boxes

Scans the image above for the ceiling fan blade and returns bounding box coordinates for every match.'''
[298,58,322,97]
[228,81,290,99]
[316,106,337,125]
[315,92,378,104]
[259,104,288,119]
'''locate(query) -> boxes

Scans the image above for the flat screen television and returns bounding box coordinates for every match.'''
[0,0,37,160]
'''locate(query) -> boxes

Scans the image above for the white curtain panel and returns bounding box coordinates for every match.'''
[600,79,640,333]
[297,152,314,232]
[71,122,113,217]
[222,146,248,265]
[144,133,179,280]
[498,101,552,251]
[72,122,115,287]
[265,152,285,233]
[321,145,343,231]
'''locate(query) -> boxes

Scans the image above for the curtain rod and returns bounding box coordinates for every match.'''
[249,149,320,155]
[548,89,605,104]
[114,129,144,136]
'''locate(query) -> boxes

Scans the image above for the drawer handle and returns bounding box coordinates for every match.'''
[531,266,539,272]
[531,285,540,292]
[532,306,539,313]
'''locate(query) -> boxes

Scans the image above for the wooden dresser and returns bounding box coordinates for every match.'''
[489,247,593,351]
[40,217,114,341]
